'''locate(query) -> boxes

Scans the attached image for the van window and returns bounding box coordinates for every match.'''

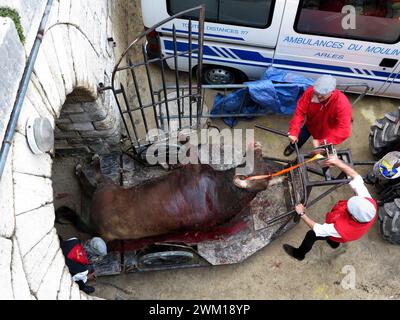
[167,0,275,29]
[168,0,219,21]
[295,0,400,44]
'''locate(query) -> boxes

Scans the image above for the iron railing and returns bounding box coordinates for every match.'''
[111,5,206,154]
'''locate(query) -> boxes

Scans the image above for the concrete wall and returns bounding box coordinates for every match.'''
[0,0,123,300]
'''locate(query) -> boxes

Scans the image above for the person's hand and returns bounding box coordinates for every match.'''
[87,271,96,281]
[295,203,305,215]
[312,139,320,148]
[323,154,341,167]
[288,135,298,144]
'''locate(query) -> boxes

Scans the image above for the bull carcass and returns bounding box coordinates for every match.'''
[70,142,285,242]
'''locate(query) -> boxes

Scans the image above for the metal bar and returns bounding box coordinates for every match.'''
[254,124,288,137]
[129,61,149,133]
[337,83,369,107]
[297,154,310,206]
[209,113,275,118]
[217,89,227,114]
[264,182,347,226]
[334,171,347,181]
[202,84,248,90]
[307,179,351,187]
[263,157,291,164]
[201,87,206,121]
[159,56,171,129]
[354,161,376,166]
[237,89,248,114]
[0,0,53,181]
[120,92,200,114]
[130,88,263,121]
[116,48,200,72]
[120,84,140,148]
[156,113,283,120]
[154,84,248,95]
[196,5,205,127]
[112,5,205,82]
[306,182,348,207]
[306,166,325,177]
[142,44,159,129]
[172,24,182,129]
[181,85,185,123]
[352,91,367,107]
[112,89,136,153]
[188,18,193,127]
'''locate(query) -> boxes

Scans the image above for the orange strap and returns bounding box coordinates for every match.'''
[245,154,323,181]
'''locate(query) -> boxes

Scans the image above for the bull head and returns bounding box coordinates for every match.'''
[233,141,286,191]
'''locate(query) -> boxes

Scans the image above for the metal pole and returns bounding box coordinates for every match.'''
[188,18,193,127]
[196,5,205,128]
[172,24,182,129]
[142,44,159,130]
[353,161,376,166]
[254,124,288,137]
[0,0,53,181]
[264,182,347,226]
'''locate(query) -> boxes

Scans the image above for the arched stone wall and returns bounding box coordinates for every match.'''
[0,0,122,300]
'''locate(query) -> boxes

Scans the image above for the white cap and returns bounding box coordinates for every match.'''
[89,237,107,256]
[347,196,376,223]
[313,75,337,95]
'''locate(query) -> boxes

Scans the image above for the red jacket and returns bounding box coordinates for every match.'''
[289,87,352,145]
[325,198,377,243]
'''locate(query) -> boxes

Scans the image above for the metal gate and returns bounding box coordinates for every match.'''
[111,5,206,155]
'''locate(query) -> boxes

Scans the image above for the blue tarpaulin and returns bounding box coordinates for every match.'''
[211,67,315,127]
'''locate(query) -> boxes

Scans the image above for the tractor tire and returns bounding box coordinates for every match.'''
[378,198,400,244]
[369,106,400,159]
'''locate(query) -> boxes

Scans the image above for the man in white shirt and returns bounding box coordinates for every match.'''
[283,156,378,261]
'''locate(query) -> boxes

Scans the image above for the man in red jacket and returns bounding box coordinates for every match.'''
[283,156,377,261]
[283,75,352,156]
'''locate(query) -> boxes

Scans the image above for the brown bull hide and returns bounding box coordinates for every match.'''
[77,143,282,241]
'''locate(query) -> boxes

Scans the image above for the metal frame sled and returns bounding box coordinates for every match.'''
[89,129,358,277]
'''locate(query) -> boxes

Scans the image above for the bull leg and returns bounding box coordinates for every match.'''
[75,154,104,196]
[91,154,104,183]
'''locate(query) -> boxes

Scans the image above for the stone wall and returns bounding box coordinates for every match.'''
[0,0,124,300]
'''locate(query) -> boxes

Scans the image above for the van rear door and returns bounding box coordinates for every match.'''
[273,0,400,97]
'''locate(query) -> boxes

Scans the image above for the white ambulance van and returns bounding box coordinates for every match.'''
[142,0,400,98]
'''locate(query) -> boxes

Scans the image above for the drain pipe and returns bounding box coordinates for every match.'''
[0,0,53,181]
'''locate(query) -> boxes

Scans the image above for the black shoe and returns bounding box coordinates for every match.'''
[283,144,295,157]
[82,285,95,295]
[283,244,304,261]
[326,240,340,249]
[76,280,96,295]
[364,172,377,185]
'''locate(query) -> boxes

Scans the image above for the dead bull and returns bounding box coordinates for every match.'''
[66,143,285,241]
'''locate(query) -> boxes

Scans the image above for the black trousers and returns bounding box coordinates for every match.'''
[294,230,340,259]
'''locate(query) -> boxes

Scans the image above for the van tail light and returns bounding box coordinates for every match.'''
[146,30,158,39]
[145,28,161,58]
